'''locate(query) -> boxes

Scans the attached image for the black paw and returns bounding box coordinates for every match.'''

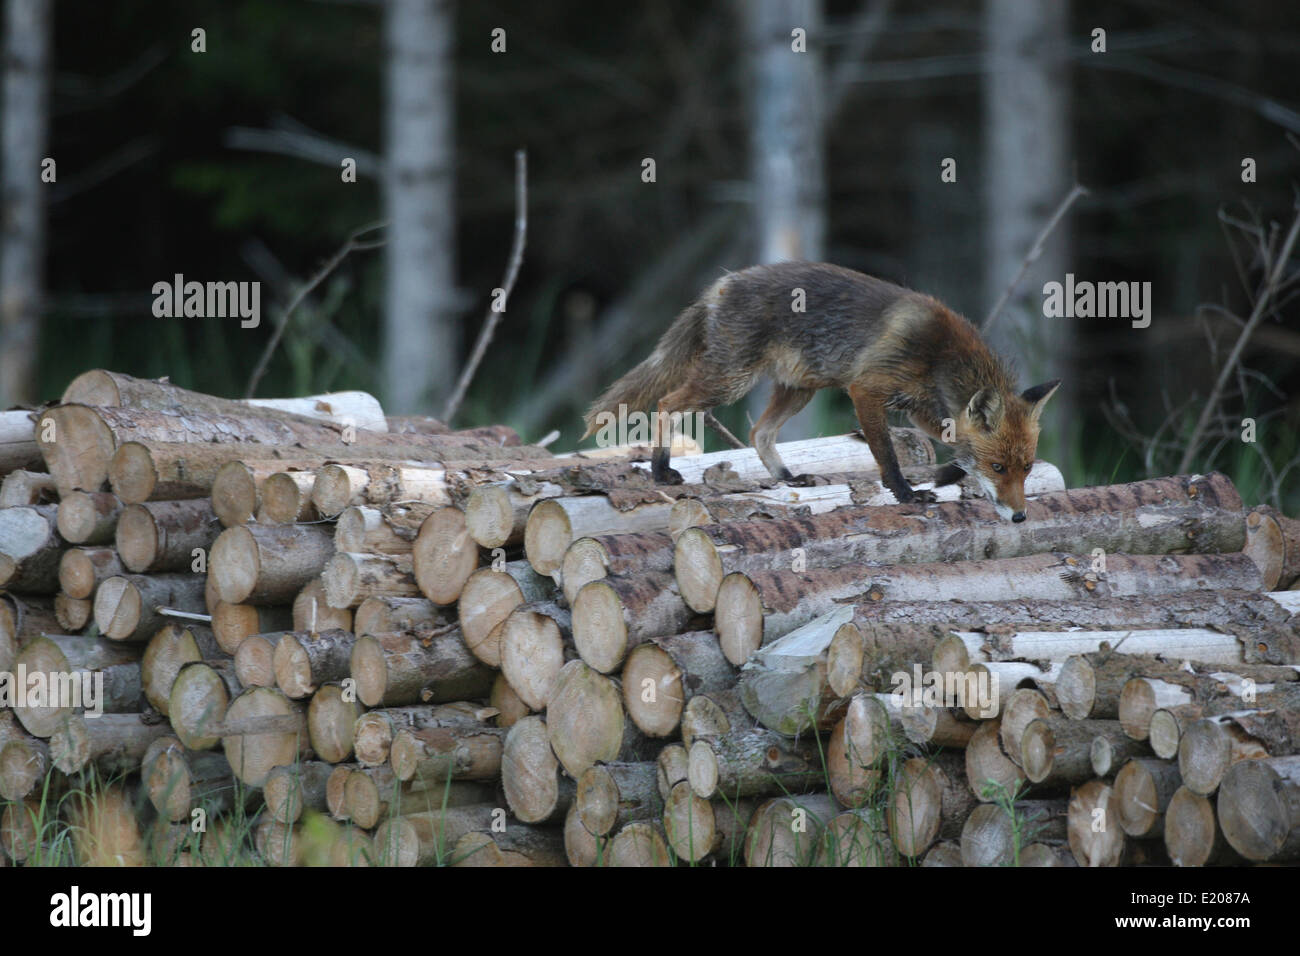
[784,472,820,488]
[932,463,967,487]
[653,466,685,485]
[897,487,938,504]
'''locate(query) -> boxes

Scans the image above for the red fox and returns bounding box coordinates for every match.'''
[582,262,1060,522]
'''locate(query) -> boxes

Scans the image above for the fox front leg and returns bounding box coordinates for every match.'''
[847,386,938,505]
[932,462,967,487]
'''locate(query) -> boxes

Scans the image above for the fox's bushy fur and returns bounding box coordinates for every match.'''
[584,262,1059,521]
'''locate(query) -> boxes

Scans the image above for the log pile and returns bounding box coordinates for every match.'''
[1,368,1298,867]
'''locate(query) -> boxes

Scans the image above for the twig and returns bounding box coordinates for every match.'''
[1177,201,1300,473]
[155,607,213,623]
[704,411,746,450]
[441,150,528,424]
[243,221,387,398]
[982,182,1089,333]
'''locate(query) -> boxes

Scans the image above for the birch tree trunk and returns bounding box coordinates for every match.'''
[384,0,457,413]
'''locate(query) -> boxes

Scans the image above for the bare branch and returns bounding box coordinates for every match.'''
[982,181,1089,333]
[243,221,387,399]
[1178,202,1300,473]
[441,150,528,425]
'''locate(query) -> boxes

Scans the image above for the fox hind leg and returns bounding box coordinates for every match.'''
[652,380,730,484]
[750,384,816,483]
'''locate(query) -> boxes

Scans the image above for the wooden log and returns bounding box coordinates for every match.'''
[264,761,333,824]
[899,699,978,748]
[211,602,292,656]
[680,688,750,751]
[335,506,410,554]
[389,724,505,784]
[351,630,493,708]
[1164,785,1244,867]
[0,504,61,592]
[501,715,575,824]
[451,826,568,867]
[169,659,242,751]
[314,463,459,519]
[65,784,147,866]
[233,631,282,688]
[53,593,92,632]
[716,553,1266,668]
[329,825,374,867]
[211,459,317,528]
[696,796,759,866]
[353,701,495,767]
[576,761,660,838]
[306,683,363,764]
[273,628,355,699]
[827,693,902,807]
[561,531,675,605]
[0,734,51,801]
[354,594,448,637]
[255,819,304,867]
[94,573,207,642]
[210,523,335,605]
[1022,716,1127,788]
[11,634,142,734]
[606,821,673,867]
[1090,727,1153,779]
[498,603,572,712]
[966,718,1026,801]
[259,471,317,524]
[0,469,55,506]
[998,687,1052,765]
[343,765,494,829]
[490,672,531,729]
[0,409,39,475]
[744,793,838,867]
[57,546,123,600]
[960,799,1068,867]
[888,752,976,858]
[55,491,122,545]
[620,630,734,738]
[1113,757,1182,838]
[291,579,353,635]
[849,588,1296,636]
[674,474,1245,614]
[687,726,823,801]
[564,802,603,867]
[1216,755,1300,862]
[0,799,39,863]
[1243,505,1300,590]
[921,841,964,867]
[661,779,717,863]
[457,562,554,667]
[657,743,690,801]
[49,712,170,775]
[1059,652,1224,723]
[221,687,311,787]
[737,606,856,736]
[524,497,676,580]
[1179,711,1288,795]
[323,552,419,609]
[61,370,388,431]
[411,506,480,606]
[373,805,499,866]
[572,572,696,674]
[547,660,653,777]
[115,499,218,574]
[326,764,356,820]
[1067,780,1124,866]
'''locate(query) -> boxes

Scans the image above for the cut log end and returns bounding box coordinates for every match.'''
[465,486,515,549]
[571,580,628,676]
[674,527,724,613]
[714,572,764,667]
[522,499,572,576]
[413,507,479,606]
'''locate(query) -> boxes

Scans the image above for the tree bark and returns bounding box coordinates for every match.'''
[323,552,418,609]
[273,628,355,698]
[115,499,218,573]
[94,573,207,641]
[350,629,493,707]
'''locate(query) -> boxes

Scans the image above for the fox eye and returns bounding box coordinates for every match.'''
[1025,463,1033,472]
[991,463,1004,473]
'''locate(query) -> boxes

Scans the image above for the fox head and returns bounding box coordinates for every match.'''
[951,380,1061,522]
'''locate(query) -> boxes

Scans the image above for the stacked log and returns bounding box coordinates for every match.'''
[3,368,1299,867]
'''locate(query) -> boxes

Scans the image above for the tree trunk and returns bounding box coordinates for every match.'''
[451,827,568,867]
[55,490,121,544]
[211,459,325,528]
[745,794,839,867]
[373,805,499,866]
[571,571,696,673]
[291,579,352,635]
[353,700,495,767]
[258,471,317,524]
[965,718,1026,801]
[53,593,91,632]
[335,505,411,554]
[115,499,218,574]
[686,726,823,801]
[389,724,505,785]
[354,594,450,637]
[676,473,1244,613]
[0,468,54,506]
[233,631,282,688]
[1112,757,1181,839]
[412,506,479,605]
[94,573,207,641]
[12,633,142,734]
[169,659,242,750]
[826,693,900,807]
[141,736,238,823]
[0,411,40,475]
[210,523,334,605]
[350,629,493,707]
[0,0,50,407]
[1163,785,1244,867]
[620,630,734,738]
[961,799,1068,867]
[49,712,169,776]
[1021,715,1124,787]
[607,821,673,867]
[1244,505,1300,590]
[715,553,1264,667]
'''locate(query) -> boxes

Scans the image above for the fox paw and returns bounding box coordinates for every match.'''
[898,487,938,504]
[654,466,685,486]
[784,473,821,488]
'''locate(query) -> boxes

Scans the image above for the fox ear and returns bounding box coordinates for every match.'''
[1021,379,1061,422]
[963,388,1003,431]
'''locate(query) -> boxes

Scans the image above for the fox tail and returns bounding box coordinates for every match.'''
[581,301,707,439]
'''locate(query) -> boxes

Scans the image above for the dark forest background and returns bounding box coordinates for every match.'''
[3,0,1298,510]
